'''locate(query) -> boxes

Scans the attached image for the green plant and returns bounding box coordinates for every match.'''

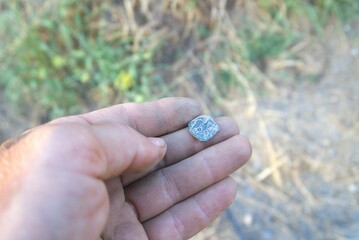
[0,0,161,118]
[0,0,357,120]
[306,0,359,24]
[240,27,296,67]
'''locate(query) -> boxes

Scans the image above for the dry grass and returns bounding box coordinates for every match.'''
[2,0,348,117]
[194,17,359,238]
[1,0,359,239]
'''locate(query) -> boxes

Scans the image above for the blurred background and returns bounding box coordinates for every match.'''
[0,0,358,239]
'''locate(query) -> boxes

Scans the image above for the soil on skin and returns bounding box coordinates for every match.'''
[0,19,358,240]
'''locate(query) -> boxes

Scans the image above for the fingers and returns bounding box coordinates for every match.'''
[122,116,239,186]
[162,116,240,167]
[143,177,237,239]
[124,135,252,222]
[29,123,167,179]
[118,98,202,136]
[91,125,167,177]
[51,97,203,137]
[102,178,147,240]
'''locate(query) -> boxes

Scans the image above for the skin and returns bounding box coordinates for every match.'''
[0,97,252,240]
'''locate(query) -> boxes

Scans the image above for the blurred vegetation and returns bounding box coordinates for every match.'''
[0,0,358,119]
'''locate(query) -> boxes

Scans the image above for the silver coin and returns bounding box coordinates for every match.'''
[188,115,220,142]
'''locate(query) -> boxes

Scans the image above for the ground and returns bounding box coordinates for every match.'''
[193,19,359,240]
[0,18,358,240]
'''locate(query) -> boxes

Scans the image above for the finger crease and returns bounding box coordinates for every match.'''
[192,195,212,223]
[200,154,217,183]
[76,115,93,125]
[168,208,186,237]
[123,105,139,131]
[160,169,181,205]
[157,101,171,134]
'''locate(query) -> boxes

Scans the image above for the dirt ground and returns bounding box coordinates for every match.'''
[0,19,358,240]
[193,20,359,240]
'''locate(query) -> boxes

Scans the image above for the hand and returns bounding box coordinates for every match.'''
[0,98,251,240]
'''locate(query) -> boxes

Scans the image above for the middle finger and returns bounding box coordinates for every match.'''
[121,116,239,186]
[124,135,251,222]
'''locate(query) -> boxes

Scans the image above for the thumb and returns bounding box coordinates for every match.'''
[32,123,167,179]
[76,124,167,178]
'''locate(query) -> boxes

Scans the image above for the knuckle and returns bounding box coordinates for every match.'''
[156,101,171,133]
[185,98,203,117]
[39,124,106,173]
[68,128,105,168]
[222,116,240,135]
[189,98,202,111]
[236,135,252,161]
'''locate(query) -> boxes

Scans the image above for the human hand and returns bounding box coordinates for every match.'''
[0,98,251,240]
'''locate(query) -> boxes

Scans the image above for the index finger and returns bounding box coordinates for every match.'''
[52,97,203,137]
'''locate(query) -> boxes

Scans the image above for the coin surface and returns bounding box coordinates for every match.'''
[188,115,220,142]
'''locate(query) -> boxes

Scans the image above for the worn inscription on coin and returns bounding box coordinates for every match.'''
[188,115,220,142]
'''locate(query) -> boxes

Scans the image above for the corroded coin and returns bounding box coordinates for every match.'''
[188,115,220,142]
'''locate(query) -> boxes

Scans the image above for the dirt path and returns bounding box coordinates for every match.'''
[194,21,359,240]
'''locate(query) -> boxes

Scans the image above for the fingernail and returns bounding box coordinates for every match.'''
[149,137,166,148]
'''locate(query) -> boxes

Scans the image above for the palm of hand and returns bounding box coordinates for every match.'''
[0,98,251,240]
